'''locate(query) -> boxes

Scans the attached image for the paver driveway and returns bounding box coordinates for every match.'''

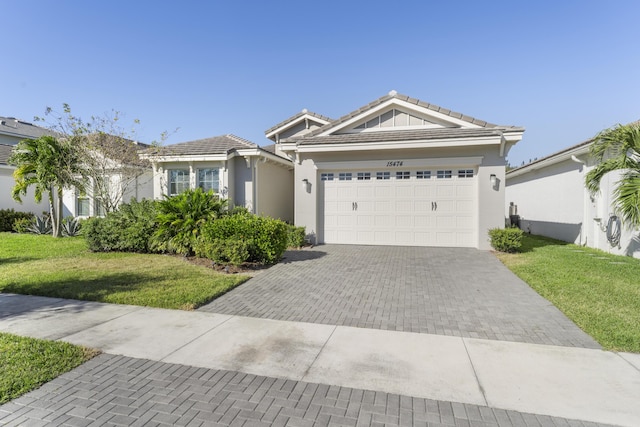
[200,245,599,348]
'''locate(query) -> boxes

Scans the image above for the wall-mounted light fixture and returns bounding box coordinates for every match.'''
[490,174,497,189]
[301,178,311,192]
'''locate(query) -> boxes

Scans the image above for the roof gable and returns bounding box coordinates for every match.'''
[265,110,332,141]
[308,91,498,139]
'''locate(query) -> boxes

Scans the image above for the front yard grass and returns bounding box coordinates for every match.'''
[496,234,640,353]
[0,233,249,310]
[0,332,98,404]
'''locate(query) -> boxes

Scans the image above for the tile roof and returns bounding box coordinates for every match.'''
[260,144,277,154]
[0,143,13,165]
[150,134,257,156]
[0,117,52,139]
[292,127,522,146]
[265,110,333,136]
[298,92,506,140]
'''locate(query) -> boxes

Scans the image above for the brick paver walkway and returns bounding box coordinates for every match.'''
[0,354,615,427]
[200,245,599,348]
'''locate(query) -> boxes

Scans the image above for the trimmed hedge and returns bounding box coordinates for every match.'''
[0,209,34,232]
[195,213,288,265]
[83,199,159,253]
[488,227,524,253]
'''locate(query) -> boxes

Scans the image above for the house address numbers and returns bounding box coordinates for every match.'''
[386,161,404,167]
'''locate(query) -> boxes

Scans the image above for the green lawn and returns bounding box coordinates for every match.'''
[0,233,249,310]
[0,332,98,404]
[495,234,640,353]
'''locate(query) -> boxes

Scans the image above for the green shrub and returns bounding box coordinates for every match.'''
[0,209,34,232]
[196,213,288,265]
[61,217,82,237]
[83,199,159,252]
[287,224,306,248]
[28,216,52,235]
[151,188,227,256]
[197,238,251,266]
[488,227,524,253]
[12,217,33,233]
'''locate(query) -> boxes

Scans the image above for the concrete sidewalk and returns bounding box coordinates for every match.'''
[1,293,639,426]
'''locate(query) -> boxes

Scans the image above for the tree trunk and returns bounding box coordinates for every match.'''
[51,187,63,238]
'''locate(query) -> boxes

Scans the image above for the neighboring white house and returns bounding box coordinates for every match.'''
[1,116,153,218]
[145,134,294,222]
[1,117,55,214]
[266,91,524,249]
[506,137,640,258]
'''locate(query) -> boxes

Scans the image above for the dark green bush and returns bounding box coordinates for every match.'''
[287,224,306,248]
[151,188,227,256]
[488,227,524,253]
[84,199,159,252]
[196,213,288,265]
[0,209,34,232]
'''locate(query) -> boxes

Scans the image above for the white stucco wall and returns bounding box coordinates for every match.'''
[506,159,586,243]
[0,166,50,214]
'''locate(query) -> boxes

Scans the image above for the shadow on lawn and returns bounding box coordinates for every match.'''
[518,233,570,253]
[1,272,152,303]
[0,257,37,266]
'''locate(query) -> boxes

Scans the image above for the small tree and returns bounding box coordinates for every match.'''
[8,135,86,237]
[35,105,172,214]
[586,122,640,228]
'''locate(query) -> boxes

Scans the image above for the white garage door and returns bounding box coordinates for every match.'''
[322,168,477,247]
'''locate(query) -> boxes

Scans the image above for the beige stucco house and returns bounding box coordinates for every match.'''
[266,91,524,249]
[146,134,294,222]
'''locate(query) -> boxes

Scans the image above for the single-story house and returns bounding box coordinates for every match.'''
[506,135,640,258]
[145,134,294,222]
[266,91,524,249]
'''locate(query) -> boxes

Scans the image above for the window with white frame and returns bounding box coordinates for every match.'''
[376,171,390,180]
[357,172,371,180]
[437,170,452,179]
[169,169,190,195]
[396,171,410,180]
[458,169,474,178]
[198,168,219,193]
[321,173,334,181]
[338,172,352,181]
[416,171,432,179]
[77,195,90,216]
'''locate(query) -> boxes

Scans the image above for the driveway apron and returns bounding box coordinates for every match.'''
[200,245,599,348]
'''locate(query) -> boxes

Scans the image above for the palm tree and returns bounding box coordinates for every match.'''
[585,122,640,229]
[8,135,86,237]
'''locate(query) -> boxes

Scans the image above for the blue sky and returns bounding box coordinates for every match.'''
[2,1,639,166]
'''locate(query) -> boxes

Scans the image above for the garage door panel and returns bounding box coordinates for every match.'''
[375,215,392,227]
[395,200,412,211]
[456,184,474,198]
[396,186,413,197]
[396,215,413,227]
[322,168,477,248]
[375,186,392,197]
